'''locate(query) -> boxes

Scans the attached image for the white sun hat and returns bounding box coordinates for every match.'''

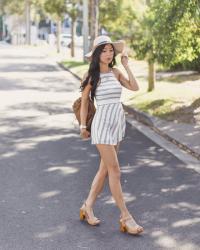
[85,35,125,61]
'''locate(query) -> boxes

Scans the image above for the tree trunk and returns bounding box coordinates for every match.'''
[148,60,155,91]
[90,0,99,49]
[89,0,92,37]
[83,0,89,60]
[56,19,61,53]
[71,19,75,57]
[0,16,3,40]
[25,0,31,45]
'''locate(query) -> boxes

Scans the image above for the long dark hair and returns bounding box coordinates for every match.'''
[81,43,116,100]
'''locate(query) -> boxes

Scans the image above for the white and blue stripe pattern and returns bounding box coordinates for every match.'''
[91,71,126,145]
[95,72,122,105]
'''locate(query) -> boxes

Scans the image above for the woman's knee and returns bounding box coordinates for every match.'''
[98,159,107,176]
[108,163,121,179]
[98,160,108,177]
[98,167,108,178]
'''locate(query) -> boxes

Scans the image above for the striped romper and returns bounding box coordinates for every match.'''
[91,70,126,145]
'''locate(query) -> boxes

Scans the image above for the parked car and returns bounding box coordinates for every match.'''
[60,34,90,48]
[60,33,71,47]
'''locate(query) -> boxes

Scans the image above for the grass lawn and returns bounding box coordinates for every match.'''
[122,78,200,124]
[61,59,200,124]
[61,60,88,79]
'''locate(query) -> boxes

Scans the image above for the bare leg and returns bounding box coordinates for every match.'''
[96,144,130,218]
[82,143,143,233]
[85,158,107,208]
[83,144,120,218]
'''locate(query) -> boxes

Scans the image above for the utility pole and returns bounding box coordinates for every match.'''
[25,0,31,45]
[83,0,89,60]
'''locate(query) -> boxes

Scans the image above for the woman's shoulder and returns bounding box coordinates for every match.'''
[112,67,121,73]
[112,67,121,80]
[81,71,92,88]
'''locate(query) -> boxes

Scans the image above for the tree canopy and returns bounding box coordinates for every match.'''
[132,0,200,69]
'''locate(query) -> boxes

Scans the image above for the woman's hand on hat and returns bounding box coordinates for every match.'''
[80,128,90,139]
[121,51,129,68]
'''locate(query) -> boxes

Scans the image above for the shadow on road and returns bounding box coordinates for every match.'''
[0,76,80,93]
[0,112,199,249]
[0,63,57,72]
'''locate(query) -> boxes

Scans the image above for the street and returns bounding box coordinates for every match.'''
[0,44,200,250]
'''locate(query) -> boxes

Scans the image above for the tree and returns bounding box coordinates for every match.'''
[89,0,99,49]
[1,0,45,44]
[132,0,200,92]
[152,0,200,69]
[44,0,67,53]
[98,0,156,90]
[1,0,31,44]
[99,0,145,41]
[131,7,157,91]
[0,0,24,15]
[66,0,80,57]
[99,0,123,38]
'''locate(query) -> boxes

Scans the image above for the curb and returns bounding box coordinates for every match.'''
[57,62,82,81]
[58,62,200,162]
[123,105,200,161]
[122,105,154,127]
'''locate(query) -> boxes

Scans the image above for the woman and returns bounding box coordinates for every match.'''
[79,35,144,235]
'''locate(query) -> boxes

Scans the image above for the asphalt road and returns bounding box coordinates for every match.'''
[0,43,200,250]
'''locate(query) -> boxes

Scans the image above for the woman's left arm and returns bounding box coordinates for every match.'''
[114,54,139,91]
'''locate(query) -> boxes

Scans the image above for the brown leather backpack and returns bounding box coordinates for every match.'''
[72,97,96,133]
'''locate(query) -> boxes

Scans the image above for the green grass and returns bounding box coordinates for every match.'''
[61,60,88,79]
[135,99,175,118]
[62,60,87,68]
[122,72,200,123]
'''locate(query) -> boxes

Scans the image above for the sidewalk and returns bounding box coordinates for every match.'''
[58,61,200,162]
